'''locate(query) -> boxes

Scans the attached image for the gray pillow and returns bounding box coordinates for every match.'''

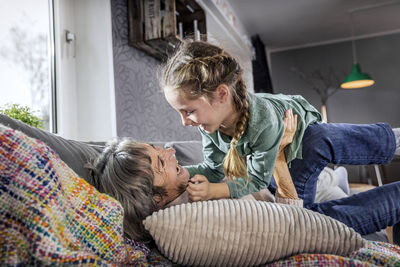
[165,141,203,166]
[144,199,366,266]
[0,114,102,184]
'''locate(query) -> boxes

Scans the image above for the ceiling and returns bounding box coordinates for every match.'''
[228,0,400,51]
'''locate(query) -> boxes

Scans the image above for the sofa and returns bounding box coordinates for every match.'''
[1,113,399,266]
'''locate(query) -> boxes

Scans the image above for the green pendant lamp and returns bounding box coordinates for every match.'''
[341,63,375,89]
[341,13,375,89]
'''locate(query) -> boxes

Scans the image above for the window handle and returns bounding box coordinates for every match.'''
[65,30,76,58]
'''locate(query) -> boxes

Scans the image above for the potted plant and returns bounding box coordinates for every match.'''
[0,103,44,129]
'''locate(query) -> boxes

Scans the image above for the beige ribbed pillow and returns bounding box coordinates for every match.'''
[144,199,366,266]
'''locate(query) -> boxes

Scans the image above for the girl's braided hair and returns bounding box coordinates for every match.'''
[160,40,250,181]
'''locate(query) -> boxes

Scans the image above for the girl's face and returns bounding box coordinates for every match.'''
[164,86,232,134]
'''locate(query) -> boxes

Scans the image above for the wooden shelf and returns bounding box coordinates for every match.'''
[128,0,207,60]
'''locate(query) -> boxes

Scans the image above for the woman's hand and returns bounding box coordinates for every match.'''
[279,109,298,151]
[186,175,230,202]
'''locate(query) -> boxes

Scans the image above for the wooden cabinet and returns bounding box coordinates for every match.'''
[128,0,207,60]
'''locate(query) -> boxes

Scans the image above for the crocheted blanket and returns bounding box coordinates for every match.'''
[266,241,400,266]
[0,125,168,266]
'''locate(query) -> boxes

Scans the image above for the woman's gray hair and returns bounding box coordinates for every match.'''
[85,138,166,242]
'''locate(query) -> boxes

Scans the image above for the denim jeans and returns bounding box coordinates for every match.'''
[288,122,399,240]
[394,222,400,245]
[311,181,400,243]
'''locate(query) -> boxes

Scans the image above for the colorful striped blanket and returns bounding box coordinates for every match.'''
[265,241,400,266]
[1,124,399,266]
[0,125,168,266]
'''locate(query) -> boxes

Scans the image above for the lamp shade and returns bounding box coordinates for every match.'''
[341,63,375,89]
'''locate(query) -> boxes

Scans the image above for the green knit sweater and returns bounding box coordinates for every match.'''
[186,92,322,198]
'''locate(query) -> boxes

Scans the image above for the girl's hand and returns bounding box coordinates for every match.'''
[280,109,298,150]
[187,175,211,202]
[186,175,230,201]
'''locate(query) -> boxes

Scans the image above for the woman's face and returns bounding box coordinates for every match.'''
[164,86,228,134]
[145,144,189,206]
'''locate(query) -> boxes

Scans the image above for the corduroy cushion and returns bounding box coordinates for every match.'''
[144,199,367,266]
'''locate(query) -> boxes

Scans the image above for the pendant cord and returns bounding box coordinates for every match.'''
[350,13,357,64]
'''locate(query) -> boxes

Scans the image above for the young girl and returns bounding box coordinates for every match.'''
[160,40,400,239]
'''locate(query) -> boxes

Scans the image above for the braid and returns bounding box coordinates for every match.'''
[191,54,226,66]
[223,78,250,182]
[232,79,250,141]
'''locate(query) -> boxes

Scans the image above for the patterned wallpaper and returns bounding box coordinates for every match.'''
[110,0,200,142]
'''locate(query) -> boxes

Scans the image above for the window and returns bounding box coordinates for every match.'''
[0,0,56,132]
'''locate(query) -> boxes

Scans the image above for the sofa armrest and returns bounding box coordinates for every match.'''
[0,114,101,183]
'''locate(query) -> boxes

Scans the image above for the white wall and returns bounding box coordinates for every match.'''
[197,0,254,92]
[54,0,251,142]
[54,0,116,141]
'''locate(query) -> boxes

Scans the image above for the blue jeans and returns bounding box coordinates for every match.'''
[288,123,400,241]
